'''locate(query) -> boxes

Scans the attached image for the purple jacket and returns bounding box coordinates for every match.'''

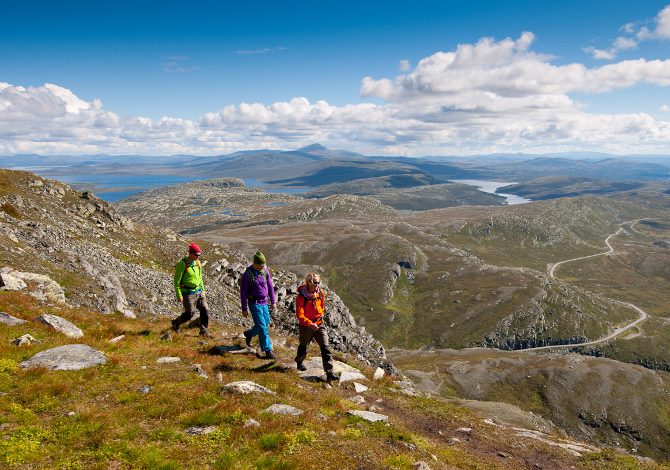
[240,265,276,312]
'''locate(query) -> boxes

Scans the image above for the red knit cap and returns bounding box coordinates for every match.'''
[188,243,202,255]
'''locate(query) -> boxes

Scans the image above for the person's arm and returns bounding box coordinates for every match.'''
[295,293,310,325]
[198,261,205,292]
[174,261,185,299]
[266,267,276,306]
[240,271,249,312]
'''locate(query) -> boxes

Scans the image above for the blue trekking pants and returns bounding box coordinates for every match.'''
[249,303,273,352]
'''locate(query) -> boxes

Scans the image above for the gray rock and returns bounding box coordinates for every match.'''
[350,395,366,405]
[413,461,432,470]
[138,385,152,394]
[264,404,303,416]
[339,371,367,384]
[35,314,83,338]
[20,344,107,371]
[193,364,209,379]
[373,367,385,380]
[353,382,369,393]
[0,312,27,326]
[0,272,27,291]
[11,334,38,346]
[244,418,261,428]
[185,425,218,435]
[1,269,66,304]
[160,332,172,341]
[108,335,125,343]
[347,410,389,423]
[156,356,181,364]
[222,380,275,395]
[456,427,473,435]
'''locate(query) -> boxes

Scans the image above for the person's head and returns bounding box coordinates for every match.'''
[253,251,266,270]
[305,272,321,291]
[188,243,202,261]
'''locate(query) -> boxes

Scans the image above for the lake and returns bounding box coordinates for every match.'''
[450,179,531,205]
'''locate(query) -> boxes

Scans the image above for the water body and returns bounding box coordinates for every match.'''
[451,179,531,205]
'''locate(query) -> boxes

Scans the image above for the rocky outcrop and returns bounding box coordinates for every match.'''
[35,314,84,338]
[20,344,107,370]
[0,268,66,304]
[0,312,27,326]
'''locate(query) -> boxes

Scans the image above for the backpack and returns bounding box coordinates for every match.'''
[242,266,268,289]
[178,257,202,289]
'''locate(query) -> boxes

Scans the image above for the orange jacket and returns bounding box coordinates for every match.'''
[295,284,326,327]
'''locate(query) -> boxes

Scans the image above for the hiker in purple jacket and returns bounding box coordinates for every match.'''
[240,251,277,359]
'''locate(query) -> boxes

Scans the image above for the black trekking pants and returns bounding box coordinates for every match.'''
[295,325,334,372]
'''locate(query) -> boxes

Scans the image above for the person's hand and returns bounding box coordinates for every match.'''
[241,310,249,318]
[308,323,319,331]
[271,303,277,312]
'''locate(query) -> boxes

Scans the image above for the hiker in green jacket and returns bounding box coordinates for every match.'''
[171,243,212,337]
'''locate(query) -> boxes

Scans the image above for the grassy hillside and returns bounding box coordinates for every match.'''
[1,290,655,469]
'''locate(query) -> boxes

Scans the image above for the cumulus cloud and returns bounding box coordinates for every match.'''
[4,32,670,156]
[398,59,410,71]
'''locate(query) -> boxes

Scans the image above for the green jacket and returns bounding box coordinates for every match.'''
[174,257,205,299]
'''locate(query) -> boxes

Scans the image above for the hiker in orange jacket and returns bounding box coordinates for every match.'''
[294,272,338,381]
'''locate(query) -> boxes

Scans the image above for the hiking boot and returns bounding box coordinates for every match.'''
[243,330,253,348]
[263,351,276,360]
[296,362,307,371]
[325,371,339,382]
[171,319,180,333]
[199,329,213,338]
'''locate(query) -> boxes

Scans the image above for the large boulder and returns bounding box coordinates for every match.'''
[35,314,84,338]
[0,268,66,304]
[20,344,107,370]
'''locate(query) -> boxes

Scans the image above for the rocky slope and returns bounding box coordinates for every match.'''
[0,170,390,370]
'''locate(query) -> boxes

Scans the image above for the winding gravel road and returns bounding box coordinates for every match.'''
[519,219,649,352]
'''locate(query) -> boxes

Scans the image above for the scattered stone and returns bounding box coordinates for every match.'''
[347,410,388,423]
[368,405,382,413]
[350,395,366,405]
[456,427,473,435]
[339,371,367,384]
[35,314,83,338]
[193,364,209,379]
[66,411,76,417]
[0,271,27,291]
[156,357,181,364]
[316,413,328,421]
[141,365,147,370]
[483,418,502,428]
[373,367,385,380]
[216,372,224,383]
[0,312,27,326]
[185,425,218,435]
[108,335,125,343]
[20,344,106,371]
[328,431,337,437]
[264,404,303,416]
[353,382,369,393]
[497,451,511,458]
[11,334,38,346]
[0,269,66,303]
[138,385,152,394]
[222,381,275,395]
[244,418,261,428]
[448,437,461,445]
[413,461,431,470]
[159,332,172,341]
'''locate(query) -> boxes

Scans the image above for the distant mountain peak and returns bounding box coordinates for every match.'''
[297,143,328,153]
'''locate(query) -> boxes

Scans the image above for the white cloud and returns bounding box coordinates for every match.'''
[398,59,410,71]
[162,56,200,73]
[661,104,670,112]
[4,33,670,156]
[588,4,670,60]
[235,47,286,55]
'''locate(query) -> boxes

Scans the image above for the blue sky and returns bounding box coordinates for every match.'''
[2,1,670,155]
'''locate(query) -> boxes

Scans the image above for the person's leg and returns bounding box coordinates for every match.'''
[314,328,334,373]
[253,304,272,352]
[172,295,195,330]
[295,326,315,367]
[248,304,263,338]
[196,292,210,333]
